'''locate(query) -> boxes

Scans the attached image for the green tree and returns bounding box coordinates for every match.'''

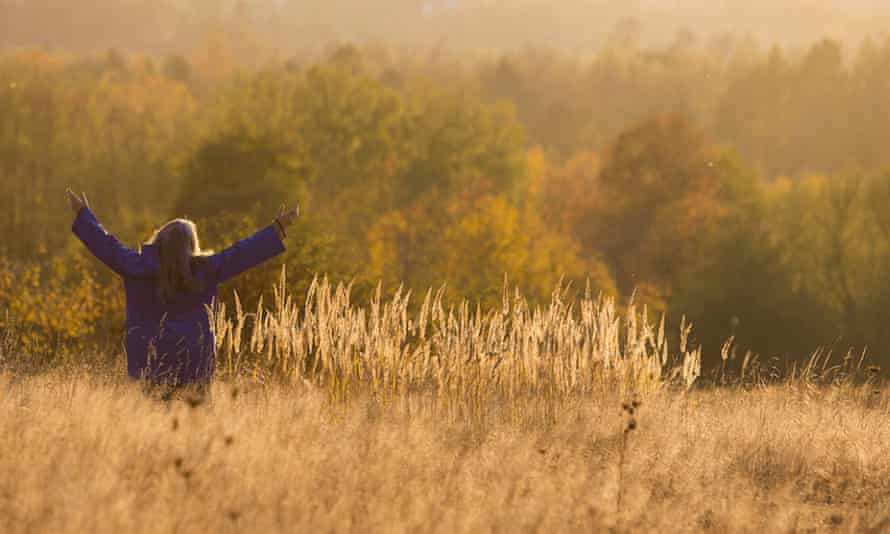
[669,156,826,367]
[396,84,526,204]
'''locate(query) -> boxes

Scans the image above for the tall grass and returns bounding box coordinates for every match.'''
[209,269,702,419]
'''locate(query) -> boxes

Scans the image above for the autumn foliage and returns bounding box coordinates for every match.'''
[4,35,890,371]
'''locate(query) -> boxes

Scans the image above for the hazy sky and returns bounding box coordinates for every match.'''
[4,0,890,54]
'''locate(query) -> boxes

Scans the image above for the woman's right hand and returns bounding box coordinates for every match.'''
[66,189,90,215]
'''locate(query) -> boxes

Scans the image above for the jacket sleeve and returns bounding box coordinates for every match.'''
[209,225,286,283]
[71,207,144,277]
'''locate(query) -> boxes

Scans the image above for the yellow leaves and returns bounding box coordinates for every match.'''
[10,49,64,73]
[525,146,548,180]
[365,192,616,308]
[366,210,410,289]
[0,253,112,351]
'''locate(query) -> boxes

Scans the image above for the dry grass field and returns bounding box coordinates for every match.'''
[4,372,890,533]
[3,276,889,533]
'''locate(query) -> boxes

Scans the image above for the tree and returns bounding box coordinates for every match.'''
[714,46,792,176]
[292,63,407,237]
[366,192,614,307]
[595,115,726,298]
[669,156,827,367]
[395,85,526,205]
[162,54,192,83]
[174,132,306,223]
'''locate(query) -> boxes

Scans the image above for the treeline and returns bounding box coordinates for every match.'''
[3,39,890,369]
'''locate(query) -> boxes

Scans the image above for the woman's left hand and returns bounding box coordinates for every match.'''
[66,189,90,215]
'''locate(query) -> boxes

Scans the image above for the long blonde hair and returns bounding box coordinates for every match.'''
[146,219,212,303]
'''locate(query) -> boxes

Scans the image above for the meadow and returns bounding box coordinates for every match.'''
[2,277,887,533]
[7,17,890,532]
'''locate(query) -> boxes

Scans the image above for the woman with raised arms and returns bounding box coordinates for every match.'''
[67,189,298,398]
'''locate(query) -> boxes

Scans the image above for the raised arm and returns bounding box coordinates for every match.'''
[210,204,298,283]
[68,189,145,277]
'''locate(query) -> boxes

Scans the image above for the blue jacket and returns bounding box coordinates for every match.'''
[72,208,285,384]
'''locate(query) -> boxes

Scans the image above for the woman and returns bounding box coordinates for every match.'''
[67,189,298,394]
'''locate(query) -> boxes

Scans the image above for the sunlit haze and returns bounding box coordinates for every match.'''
[4,0,890,54]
